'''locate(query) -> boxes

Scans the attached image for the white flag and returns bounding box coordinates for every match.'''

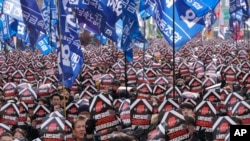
[218,3,225,39]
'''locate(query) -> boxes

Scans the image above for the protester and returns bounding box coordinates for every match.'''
[12,128,27,141]
[49,92,63,112]
[184,116,206,141]
[72,116,87,141]
[37,97,48,106]
[110,80,121,99]
[180,102,195,117]
[0,132,14,141]
[72,116,94,141]
[77,104,91,119]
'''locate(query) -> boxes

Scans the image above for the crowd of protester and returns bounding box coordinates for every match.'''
[0,37,250,141]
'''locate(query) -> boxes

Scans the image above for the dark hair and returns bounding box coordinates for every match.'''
[185,116,196,126]
[113,80,121,86]
[50,92,63,100]
[110,132,135,141]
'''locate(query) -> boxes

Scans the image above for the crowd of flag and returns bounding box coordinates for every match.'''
[0,0,249,87]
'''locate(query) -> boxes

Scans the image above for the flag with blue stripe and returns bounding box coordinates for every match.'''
[144,0,209,50]
[183,0,220,17]
[58,0,84,87]
[35,33,52,55]
[3,0,46,33]
[0,14,17,41]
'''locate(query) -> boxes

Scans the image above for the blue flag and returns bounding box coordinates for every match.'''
[230,0,249,22]
[139,0,154,19]
[183,0,220,17]
[0,0,3,13]
[26,25,39,51]
[144,0,210,50]
[41,0,49,32]
[3,0,46,32]
[76,8,101,35]
[121,16,147,62]
[49,0,58,51]
[16,21,27,40]
[58,1,84,87]
[35,33,52,55]
[0,14,17,41]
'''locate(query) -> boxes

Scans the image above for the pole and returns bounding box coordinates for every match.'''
[56,0,66,117]
[248,23,249,48]
[143,19,146,82]
[124,51,128,97]
[49,0,52,49]
[172,0,176,99]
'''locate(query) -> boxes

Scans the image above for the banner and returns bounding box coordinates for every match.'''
[16,21,27,40]
[183,0,220,17]
[41,0,49,32]
[0,14,17,41]
[35,32,52,55]
[147,0,204,50]
[3,0,46,32]
[58,0,84,87]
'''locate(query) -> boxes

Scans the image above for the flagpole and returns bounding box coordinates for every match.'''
[49,0,52,48]
[172,0,176,99]
[248,23,249,48]
[56,0,66,117]
[143,19,146,82]
[124,51,128,97]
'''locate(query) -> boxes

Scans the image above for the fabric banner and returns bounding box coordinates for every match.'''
[58,0,84,87]
[183,0,220,17]
[16,21,27,40]
[150,0,206,50]
[35,33,52,55]
[0,14,17,41]
[3,0,46,32]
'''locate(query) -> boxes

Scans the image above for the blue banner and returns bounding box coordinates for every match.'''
[76,8,101,35]
[0,0,3,13]
[230,0,249,22]
[139,0,154,19]
[35,33,52,55]
[26,25,39,51]
[16,21,27,40]
[144,0,208,50]
[183,0,220,17]
[0,14,17,41]
[49,0,58,51]
[76,8,118,42]
[3,0,46,32]
[41,0,49,32]
[58,1,84,87]
[121,16,147,62]
[67,0,90,9]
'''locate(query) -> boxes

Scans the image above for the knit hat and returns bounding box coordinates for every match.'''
[77,104,89,114]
